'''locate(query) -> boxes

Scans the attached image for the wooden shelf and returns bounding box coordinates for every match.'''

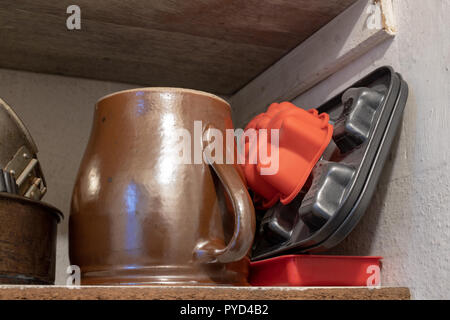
[0,286,410,300]
[0,0,357,94]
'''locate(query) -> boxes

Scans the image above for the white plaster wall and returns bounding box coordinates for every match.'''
[0,69,136,284]
[292,0,450,299]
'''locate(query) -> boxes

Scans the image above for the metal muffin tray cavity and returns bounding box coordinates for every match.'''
[252,66,409,260]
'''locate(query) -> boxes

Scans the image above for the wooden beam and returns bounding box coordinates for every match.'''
[230,0,396,128]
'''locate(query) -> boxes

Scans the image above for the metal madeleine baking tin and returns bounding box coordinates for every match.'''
[252,66,409,259]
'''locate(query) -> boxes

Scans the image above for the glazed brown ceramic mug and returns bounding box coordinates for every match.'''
[70,88,255,285]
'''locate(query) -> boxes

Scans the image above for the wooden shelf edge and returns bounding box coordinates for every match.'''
[0,285,410,300]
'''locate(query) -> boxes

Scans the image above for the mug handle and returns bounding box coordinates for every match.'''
[194,126,256,264]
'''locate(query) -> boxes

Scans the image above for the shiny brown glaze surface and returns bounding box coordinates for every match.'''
[70,88,255,285]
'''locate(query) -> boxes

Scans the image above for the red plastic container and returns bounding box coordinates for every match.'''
[250,255,382,287]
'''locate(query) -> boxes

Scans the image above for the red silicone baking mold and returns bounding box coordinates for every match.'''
[249,255,382,287]
[241,102,333,209]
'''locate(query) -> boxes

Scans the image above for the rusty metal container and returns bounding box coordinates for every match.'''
[0,193,63,284]
[70,88,256,286]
